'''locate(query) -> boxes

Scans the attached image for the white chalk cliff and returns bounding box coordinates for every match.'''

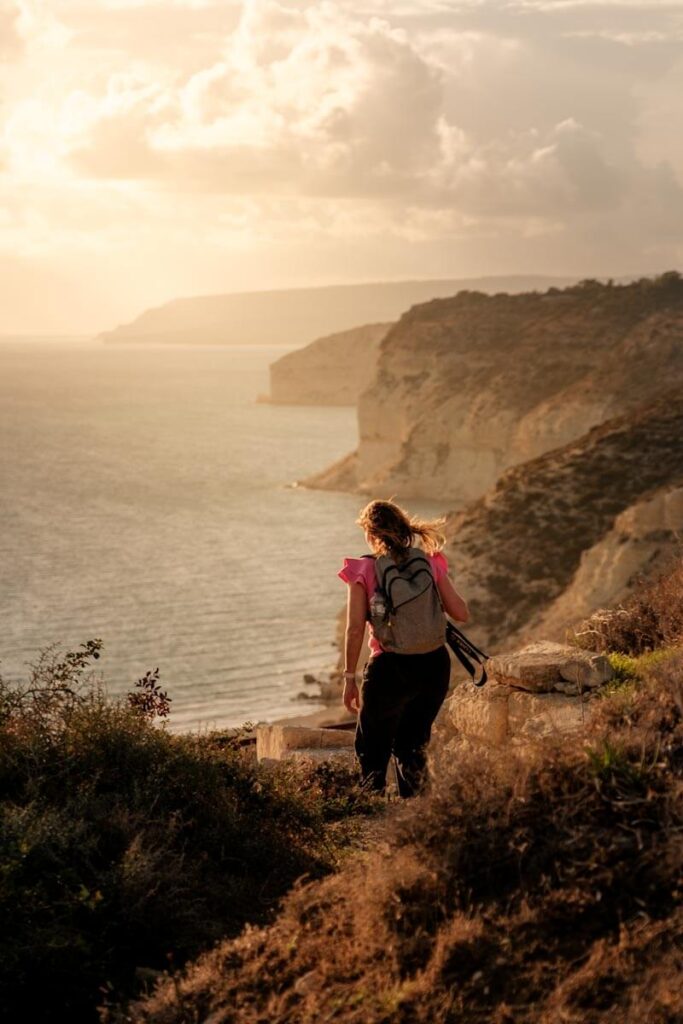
[267,323,392,405]
[304,275,683,506]
[440,385,683,653]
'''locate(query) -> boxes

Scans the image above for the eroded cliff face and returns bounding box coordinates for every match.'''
[525,483,683,644]
[304,278,683,503]
[267,323,392,405]
[440,387,683,654]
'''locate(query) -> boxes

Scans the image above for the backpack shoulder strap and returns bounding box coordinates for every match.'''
[445,622,490,687]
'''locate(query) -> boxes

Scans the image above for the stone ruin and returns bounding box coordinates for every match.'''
[255,641,614,766]
[437,640,614,750]
[256,723,355,764]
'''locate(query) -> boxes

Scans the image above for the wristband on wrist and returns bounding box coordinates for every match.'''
[343,670,357,679]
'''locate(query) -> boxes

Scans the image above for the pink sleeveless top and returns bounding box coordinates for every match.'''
[338,551,449,657]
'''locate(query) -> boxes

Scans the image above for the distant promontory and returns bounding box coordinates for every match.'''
[96,276,578,348]
[265,322,392,405]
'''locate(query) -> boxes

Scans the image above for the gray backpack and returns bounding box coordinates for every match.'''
[365,546,447,654]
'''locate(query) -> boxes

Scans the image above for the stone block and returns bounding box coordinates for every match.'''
[486,640,613,693]
[255,724,354,762]
[442,682,509,747]
[320,728,355,749]
[507,690,589,740]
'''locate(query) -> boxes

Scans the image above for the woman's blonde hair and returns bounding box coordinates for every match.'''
[356,499,446,558]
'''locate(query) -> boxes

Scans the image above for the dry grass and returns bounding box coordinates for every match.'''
[0,642,382,1024]
[122,647,683,1024]
[572,554,683,655]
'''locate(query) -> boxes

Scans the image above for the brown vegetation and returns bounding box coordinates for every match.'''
[572,556,683,655]
[441,392,683,653]
[0,642,381,1024]
[124,592,683,1023]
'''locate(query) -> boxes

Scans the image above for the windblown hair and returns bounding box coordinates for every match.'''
[357,499,446,558]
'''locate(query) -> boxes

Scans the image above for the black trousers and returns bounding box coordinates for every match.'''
[354,644,451,798]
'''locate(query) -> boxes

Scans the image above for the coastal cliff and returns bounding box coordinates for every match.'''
[303,274,683,503]
[266,322,392,405]
[441,386,683,653]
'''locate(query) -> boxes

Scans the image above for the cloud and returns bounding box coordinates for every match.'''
[62,2,450,200]
[49,0,682,228]
[2,0,683,332]
[0,0,22,57]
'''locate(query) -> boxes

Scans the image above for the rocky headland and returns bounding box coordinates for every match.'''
[292,274,683,690]
[97,275,574,348]
[265,322,392,405]
[303,274,683,504]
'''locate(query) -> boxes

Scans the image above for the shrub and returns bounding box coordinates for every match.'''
[571,554,683,655]
[126,652,683,1024]
[0,641,373,1024]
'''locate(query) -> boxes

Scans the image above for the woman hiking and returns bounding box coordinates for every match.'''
[338,499,470,798]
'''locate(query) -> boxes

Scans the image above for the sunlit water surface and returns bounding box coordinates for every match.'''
[0,338,441,732]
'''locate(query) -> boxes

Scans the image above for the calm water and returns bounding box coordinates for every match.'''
[0,338,442,732]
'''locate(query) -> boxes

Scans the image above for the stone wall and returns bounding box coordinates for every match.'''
[435,640,613,752]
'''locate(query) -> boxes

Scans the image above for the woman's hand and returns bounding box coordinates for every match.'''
[343,676,360,713]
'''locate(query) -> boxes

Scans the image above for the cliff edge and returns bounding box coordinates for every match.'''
[441,386,683,653]
[266,322,392,405]
[303,273,683,503]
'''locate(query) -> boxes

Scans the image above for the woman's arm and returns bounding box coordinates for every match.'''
[342,582,368,712]
[437,573,470,623]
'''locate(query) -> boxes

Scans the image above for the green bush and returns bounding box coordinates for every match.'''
[0,641,372,1024]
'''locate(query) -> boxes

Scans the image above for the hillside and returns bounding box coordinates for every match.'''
[96,275,577,348]
[440,386,683,654]
[303,273,683,502]
[126,590,683,1024]
[265,322,392,405]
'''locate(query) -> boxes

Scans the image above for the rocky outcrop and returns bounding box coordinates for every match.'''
[255,724,355,764]
[438,683,592,750]
[266,323,391,405]
[440,387,683,654]
[435,640,612,752]
[98,275,573,348]
[528,484,683,642]
[304,274,683,502]
[484,641,613,694]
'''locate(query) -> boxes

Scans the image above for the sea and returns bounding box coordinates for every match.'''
[0,336,442,733]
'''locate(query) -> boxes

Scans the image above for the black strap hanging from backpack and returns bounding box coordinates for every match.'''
[445,621,489,687]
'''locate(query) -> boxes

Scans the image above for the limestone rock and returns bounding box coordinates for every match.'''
[268,322,391,405]
[507,690,589,740]
[308,279,683,655]
[255,724,354,762]
[526,483,683,643]
[306,280,683,503]
[437,681,591,749]
[287,748,355,765]
[486,641,613,693]
[435,636,604,750]
[440,682,509,747]
[442,390,683,653]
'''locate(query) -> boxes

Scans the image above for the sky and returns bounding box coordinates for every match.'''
[1,0,683,334]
